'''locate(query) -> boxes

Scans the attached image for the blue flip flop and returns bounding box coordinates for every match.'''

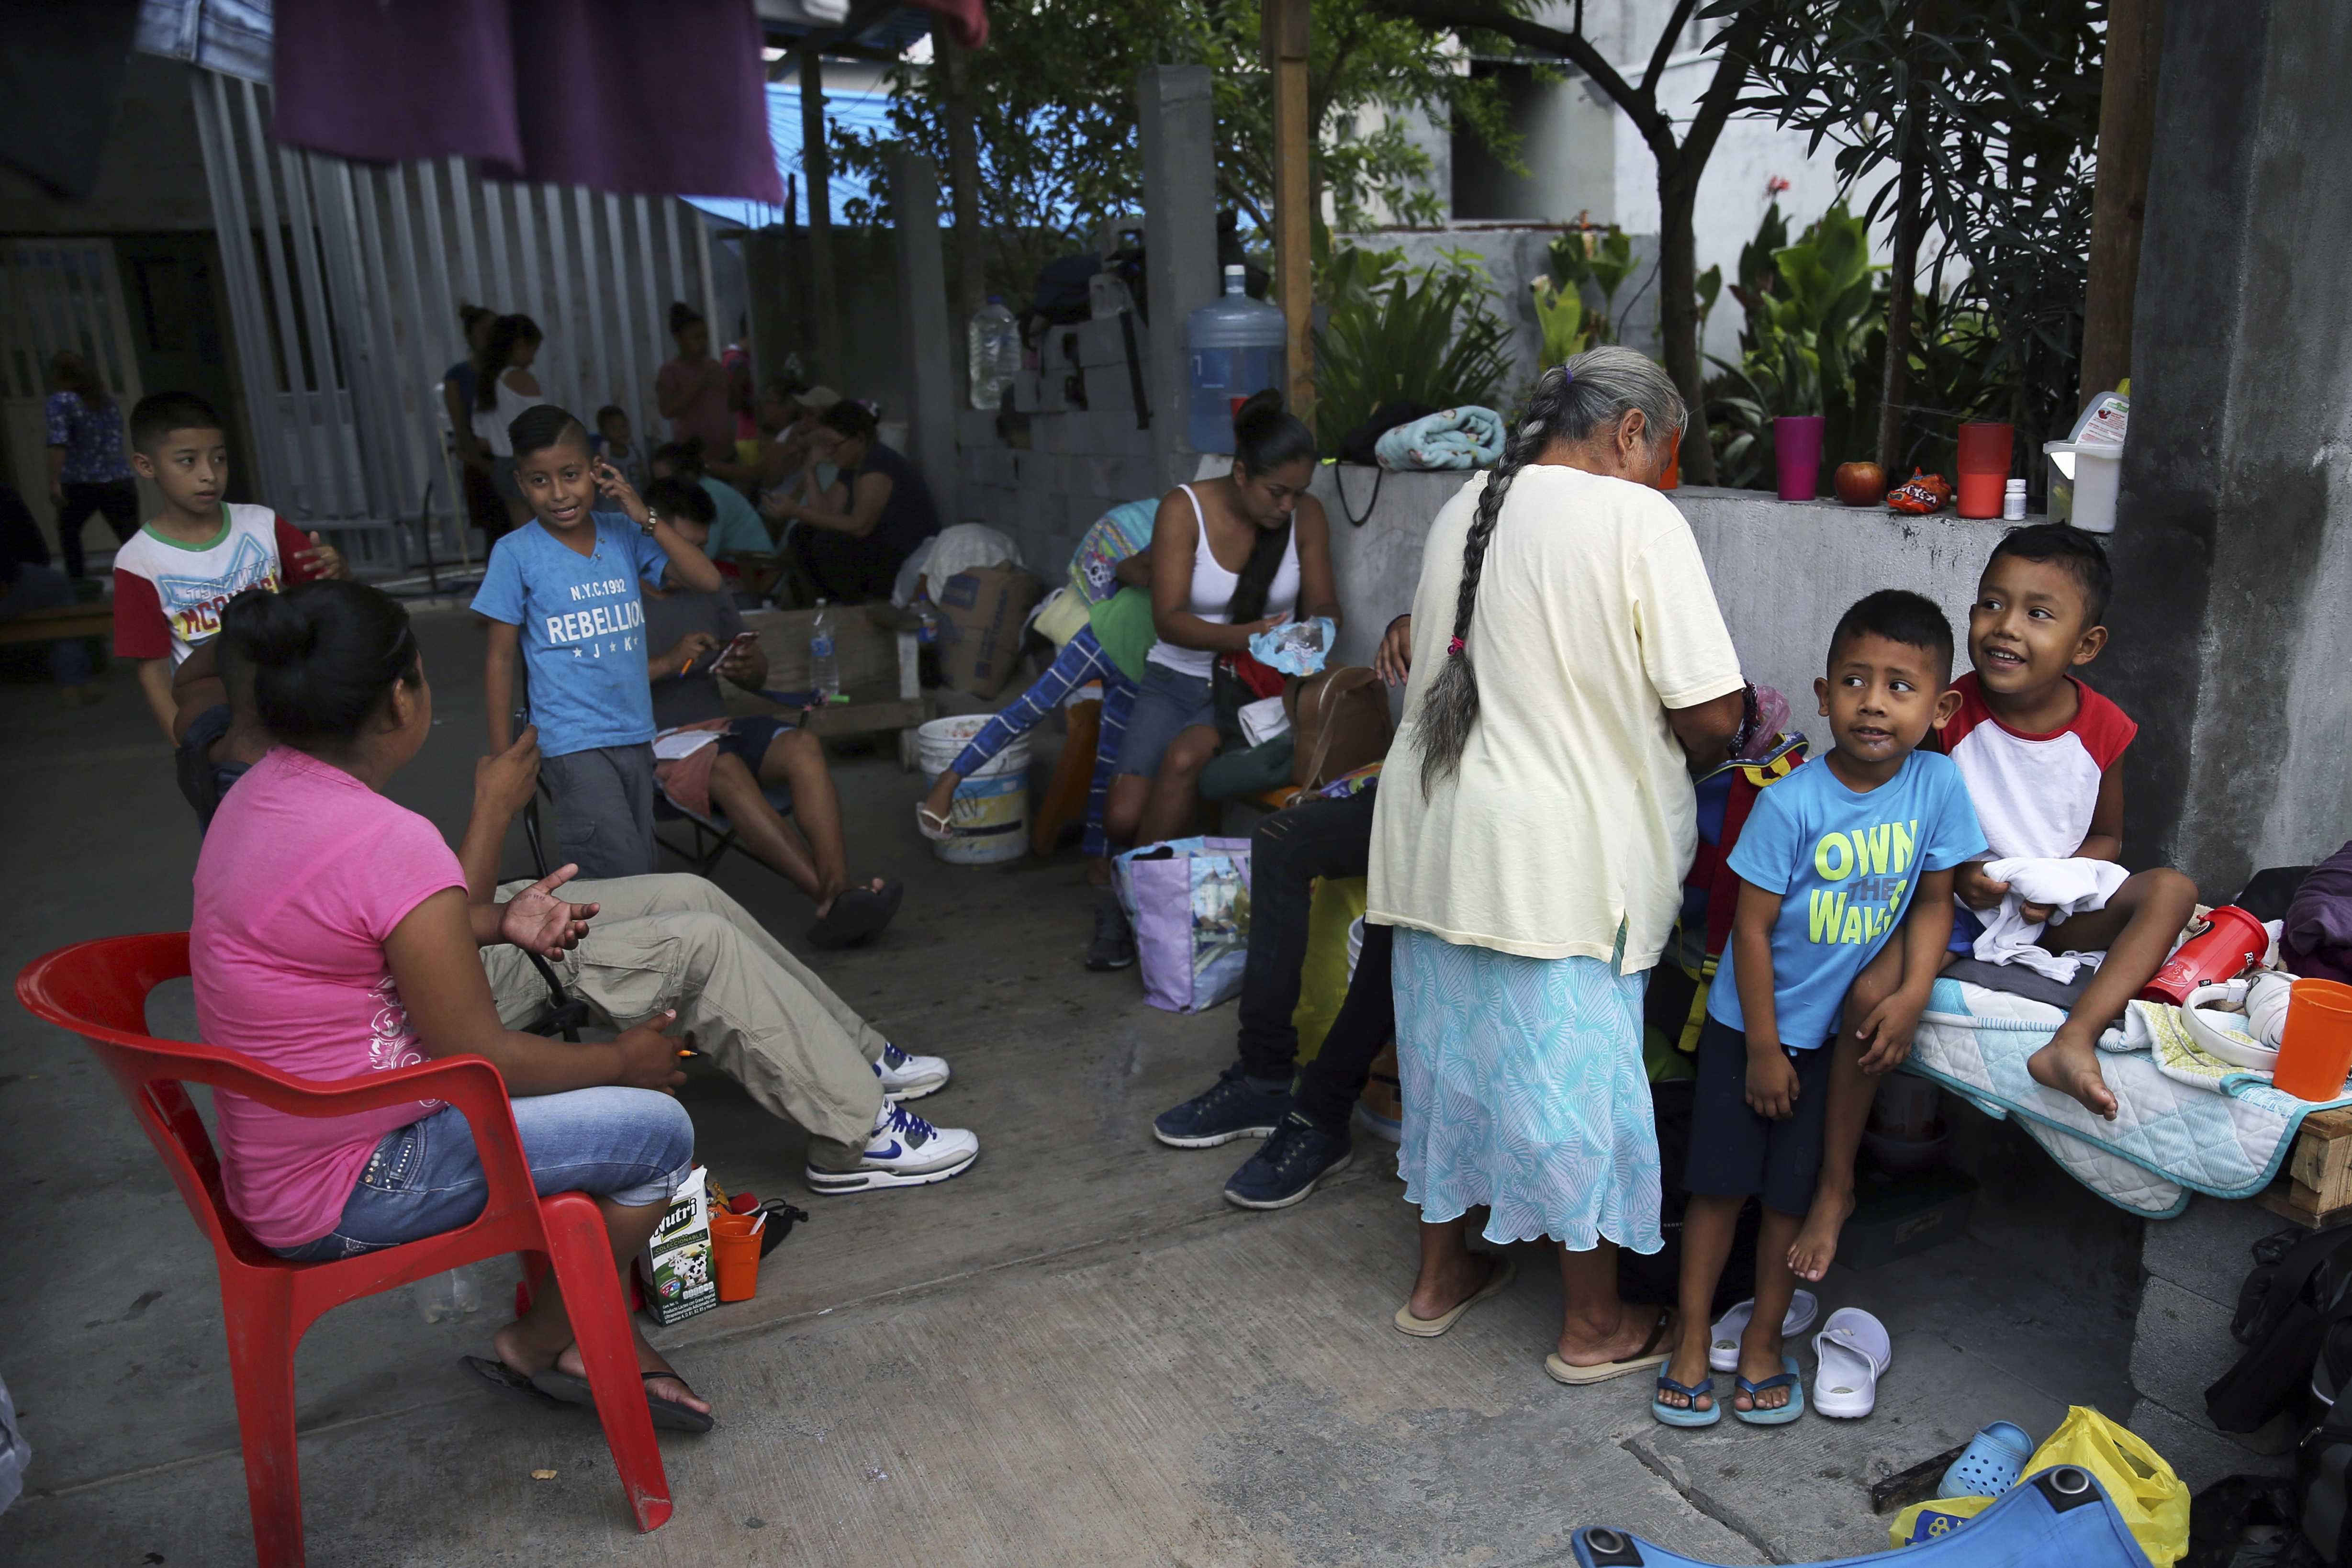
[1732,1354,1804,1425]
[1652,1371,1722,1427]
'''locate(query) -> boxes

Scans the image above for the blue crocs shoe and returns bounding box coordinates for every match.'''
[1153,1066,1290,1149]
[1938,1420,2034,1498]
[1223,1113,1352,1209]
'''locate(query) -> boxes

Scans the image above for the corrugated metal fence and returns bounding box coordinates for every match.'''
[188,69,719,568]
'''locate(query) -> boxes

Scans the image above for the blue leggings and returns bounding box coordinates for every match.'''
[948,626,1137,858]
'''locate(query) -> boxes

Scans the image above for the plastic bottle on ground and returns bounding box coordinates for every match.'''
[809,599,840,700]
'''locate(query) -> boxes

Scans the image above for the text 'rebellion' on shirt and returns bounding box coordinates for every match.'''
[1707,748,1987,1050]
[469,512,671,757]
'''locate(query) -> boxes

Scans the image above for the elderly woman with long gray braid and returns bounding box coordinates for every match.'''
[1366,347,1748,1380]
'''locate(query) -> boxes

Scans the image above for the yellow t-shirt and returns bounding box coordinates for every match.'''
[1368,464,1744,971]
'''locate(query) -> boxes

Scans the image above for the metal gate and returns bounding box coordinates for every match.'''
[187,69,719,572]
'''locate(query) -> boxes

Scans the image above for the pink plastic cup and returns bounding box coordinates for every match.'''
[1774,416,1825,502]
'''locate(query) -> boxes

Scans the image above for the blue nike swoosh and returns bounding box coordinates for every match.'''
[869,1141,901,1160]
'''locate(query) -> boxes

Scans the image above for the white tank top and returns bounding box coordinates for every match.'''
[1147,483,1301,679]
[470,369,540,457]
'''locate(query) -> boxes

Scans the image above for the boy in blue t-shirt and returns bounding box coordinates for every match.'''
[1655,591,1985,1429]
[473,403,722,879]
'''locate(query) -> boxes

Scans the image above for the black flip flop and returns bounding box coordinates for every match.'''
[459,1355,569,1411]
[529,1366,717,1433]
[806,881,903,950]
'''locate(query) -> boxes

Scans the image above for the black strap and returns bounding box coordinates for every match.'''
[1334,463,1382,527]
[1119,308,1150,431]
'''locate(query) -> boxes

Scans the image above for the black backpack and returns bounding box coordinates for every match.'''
[2207,1225,2352,1433]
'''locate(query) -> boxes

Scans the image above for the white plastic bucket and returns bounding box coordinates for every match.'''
[2044,440,2122,534]
[917,715,1030,864]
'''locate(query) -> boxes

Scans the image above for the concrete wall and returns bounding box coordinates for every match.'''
[2128,1195,2297,1489]
[1308,467,2007,713]
[2101,1,2352,898]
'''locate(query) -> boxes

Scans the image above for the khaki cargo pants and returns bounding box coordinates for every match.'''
[478,874,884,1169]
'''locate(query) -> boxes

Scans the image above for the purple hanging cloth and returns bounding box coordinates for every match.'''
[270,0,784,203]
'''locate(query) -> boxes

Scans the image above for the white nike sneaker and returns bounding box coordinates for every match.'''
[806,1102,979,1194]
[872,1041,949,1102]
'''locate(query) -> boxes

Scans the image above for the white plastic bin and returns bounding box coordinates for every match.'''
[2044,440,2122,534]
[916,716,1030,864]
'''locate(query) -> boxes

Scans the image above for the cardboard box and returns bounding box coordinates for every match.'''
[636,1166,718,1325]
[935,565,1041,697]
[1837,1164,1977,1271]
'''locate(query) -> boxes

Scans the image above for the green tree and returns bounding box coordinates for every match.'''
[829,0,1522,302]
[1373,0,1773,485]
[1710,0,2103,479]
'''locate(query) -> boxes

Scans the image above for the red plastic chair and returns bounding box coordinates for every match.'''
[16,933,673,1565]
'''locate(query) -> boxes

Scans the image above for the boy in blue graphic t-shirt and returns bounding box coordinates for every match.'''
[1654,591,1984,1430]
[473,404,721,878]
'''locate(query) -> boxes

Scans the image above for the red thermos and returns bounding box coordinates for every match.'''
[2139,905,2268,1005]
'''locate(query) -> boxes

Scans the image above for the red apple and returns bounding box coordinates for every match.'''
[1834,461,1887,506]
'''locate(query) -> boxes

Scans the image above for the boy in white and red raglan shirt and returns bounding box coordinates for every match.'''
[1938,523,2198,1120]
[114,392,346,738]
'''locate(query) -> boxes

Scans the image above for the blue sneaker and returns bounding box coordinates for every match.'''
[1152,1066,1290,1149]
[1223,1113,1352,1210]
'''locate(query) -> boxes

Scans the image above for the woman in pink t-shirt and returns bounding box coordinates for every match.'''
[192,581,716,1431]
[654,302,734,461]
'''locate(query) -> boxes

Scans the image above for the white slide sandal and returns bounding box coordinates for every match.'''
[1812,1307,1893,1418]
[1708,1289,1819,1373]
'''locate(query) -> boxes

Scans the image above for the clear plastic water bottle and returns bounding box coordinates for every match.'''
[809,599,840,700]
[968,295,1019,410]
[414,1266,482,1323]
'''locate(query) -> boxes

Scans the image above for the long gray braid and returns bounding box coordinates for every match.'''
[1414,346,1688,795]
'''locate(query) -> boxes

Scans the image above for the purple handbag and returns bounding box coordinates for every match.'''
[1112,836,1254,1012]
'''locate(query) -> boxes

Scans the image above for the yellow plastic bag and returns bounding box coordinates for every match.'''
[1290,877,1368,1065]
[1888,1495,1994,1547]
[2022,1406,2188,1567]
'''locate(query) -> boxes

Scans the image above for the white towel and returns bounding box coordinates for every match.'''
[1971,856,2130,982]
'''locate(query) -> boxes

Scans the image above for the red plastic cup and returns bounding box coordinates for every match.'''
[2140,905,2269,1006]
[1956,422,2015,519]
[1656,427,1682,491]
[1774,416,1825,501]
[2275,979,2352,1101]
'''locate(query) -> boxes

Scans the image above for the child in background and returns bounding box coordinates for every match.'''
[591,404,648,496]
[1938,524,2198,1119]
[114,391,346,738]
[472,403,722,879]
[1657,591,1983,1427]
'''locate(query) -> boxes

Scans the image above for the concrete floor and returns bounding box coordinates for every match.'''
[0,606,2136,1567]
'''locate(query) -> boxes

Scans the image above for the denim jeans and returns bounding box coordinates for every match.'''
[1115,662,1215,778]
[272,1086,694,1261]
[1234,787,1380,1097]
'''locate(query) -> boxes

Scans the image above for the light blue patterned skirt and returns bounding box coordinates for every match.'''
[1391,927,1662,1253]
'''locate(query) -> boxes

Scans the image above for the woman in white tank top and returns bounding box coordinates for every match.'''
[1102,391,1341,851]
[470,314,544,531]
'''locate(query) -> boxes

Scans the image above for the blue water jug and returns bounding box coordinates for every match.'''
[1186,266,1286,454]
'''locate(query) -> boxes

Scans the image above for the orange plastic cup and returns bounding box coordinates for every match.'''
[709,1214,762,1302]
[2275,978,2352,1102]
[1956,422,2015,519]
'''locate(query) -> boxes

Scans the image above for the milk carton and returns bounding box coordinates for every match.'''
[636,1165,717,1326]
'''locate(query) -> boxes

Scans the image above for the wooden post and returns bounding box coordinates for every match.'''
[1264,0,1313,431]
[2080,0,2165,409]
[800,45,843,384]
[939,32,988,370]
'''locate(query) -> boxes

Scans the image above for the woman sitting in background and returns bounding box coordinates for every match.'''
[469,314,543,536]
[191,581,715,1432]
[761,400,937,603]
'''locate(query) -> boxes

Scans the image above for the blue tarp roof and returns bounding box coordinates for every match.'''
[685,84,897,230]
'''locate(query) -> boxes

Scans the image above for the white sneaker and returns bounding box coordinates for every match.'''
[806,1102,979,1194]
[873,1042,949,1102]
